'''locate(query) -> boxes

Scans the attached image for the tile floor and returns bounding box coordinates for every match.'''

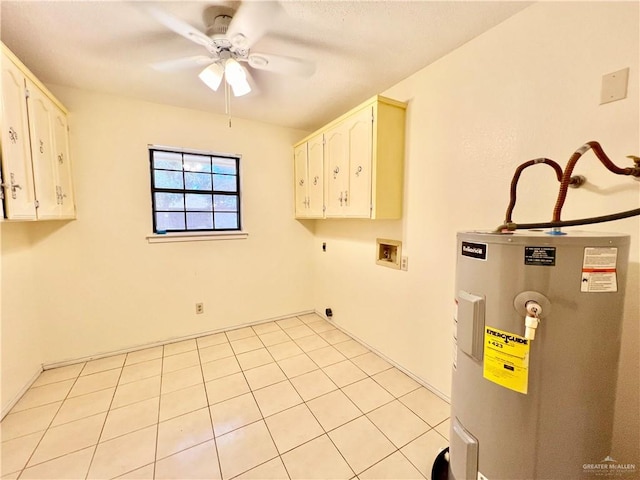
[1,313,450,480]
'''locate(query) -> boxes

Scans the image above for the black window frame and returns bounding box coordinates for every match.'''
[149,146,242,233]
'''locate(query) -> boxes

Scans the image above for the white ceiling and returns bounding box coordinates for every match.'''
[1,1,531,132]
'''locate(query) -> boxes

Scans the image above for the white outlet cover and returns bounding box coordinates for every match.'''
[600,68,629,104]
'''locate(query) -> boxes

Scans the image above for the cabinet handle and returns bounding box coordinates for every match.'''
[9,173,22,199]
[339,192,343,206]
[344,190,348,205]
[299,178,304,186]
[355,166,363,177]
[58,153,64,164]
[333,166,340,179]
[313,176,319,185]
[8,126,18,143]
[39,140,44,154]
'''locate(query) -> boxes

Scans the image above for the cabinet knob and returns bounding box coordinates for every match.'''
[39,140,44,154]
[58,153,64,164]
[299,178,304,186]
[333,166,340,179]
[355,166,363,176]
[8,126,18,143]
[313,176,319,185]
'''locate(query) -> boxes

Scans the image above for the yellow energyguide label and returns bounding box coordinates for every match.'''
[483,326,530,394]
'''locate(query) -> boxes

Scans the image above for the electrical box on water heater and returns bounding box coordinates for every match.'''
[450,230,630,480]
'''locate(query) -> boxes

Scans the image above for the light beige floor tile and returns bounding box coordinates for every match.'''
[162,350,200,375]
[290,369,338,402]
[19,446,93,480]
[236,348,274,371]
[87,425,157,479]
[205,372,250,405]
[197,332,228,348]
[295,334,330,352]
[231,336,264,355]
[156,408,213,459]
[258,329,290,347]
[101,397,159,441]
[199,343,234,364]
[161,365,203,395]
[400,430,448,478]
[159,383,207,421]
[342,378,395,413]
[276,317,303,329]
[334,340,369,358]
[202,356,241,381]
[114,462,155,479]
[323,360,367,388]
[297,313,324,324]
[267,341,303,361]
[0,430,44,476]
[111,375,161,409]
[306,390,361,431]
[253,380,303,417]
[244,363,286,390]
[28,412,106,466]
[308,320,334,333]
[399,388,450,427]
[359,451,424,479]
[125,346,163,366]
[328,416,395,475]
[235,457,289,479]
[1,469,20,479]
[210,393,262,437]
[252,322,281,335]
[226,326,256,341]
[318,329,351,345]
[373,368,421,398]
[435,418,450,440]
[81,354,126,376]
[155,439,221,479]
[277,354,318,379]
[32,364,84,388]
[265,404,323,454]
[282,434,354,480]
[11,380,74,413]
[163,338,197,357]
[307,346,347,367]
[367,400,430,448]
[216,421,278,479]
[52,387,115,426]
[285,325,315,339]
[68,369,120,398]
[0,402,60,442]
[351,352,393,376]
[119,358,162,385]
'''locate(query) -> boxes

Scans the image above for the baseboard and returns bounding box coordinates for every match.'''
[43,310,315,371]
[1,366,43,420]
[315,309,451,404]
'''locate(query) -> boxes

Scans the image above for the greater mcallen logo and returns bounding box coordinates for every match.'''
[461,241,487,260]
[583,456,636,477]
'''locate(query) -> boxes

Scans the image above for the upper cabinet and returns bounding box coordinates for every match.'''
[294,133,324,218]
[293,95,406,220]
[1,43,76,221]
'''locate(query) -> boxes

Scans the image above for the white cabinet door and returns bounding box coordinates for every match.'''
[294,143,308,217]
[307,133,324,218]
[324,122,348,216]
[0,51,37,219]
[345,107,372,217]
[52,109,75,218]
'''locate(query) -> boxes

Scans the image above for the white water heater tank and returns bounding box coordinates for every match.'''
[450,230,630,480]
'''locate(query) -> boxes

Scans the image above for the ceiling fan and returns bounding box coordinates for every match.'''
[146,2,316,98]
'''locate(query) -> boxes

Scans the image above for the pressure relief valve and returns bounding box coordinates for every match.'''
[525,301,542,340]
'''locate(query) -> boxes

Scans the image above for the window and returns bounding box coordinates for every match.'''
[150,146,241,233]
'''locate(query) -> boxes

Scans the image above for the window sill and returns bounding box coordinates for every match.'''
[146,231,249,244]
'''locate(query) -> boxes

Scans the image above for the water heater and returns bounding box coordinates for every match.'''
[449,230,630,479]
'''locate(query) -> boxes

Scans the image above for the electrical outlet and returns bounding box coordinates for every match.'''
[401,256,409,271]
[195,303,204,314]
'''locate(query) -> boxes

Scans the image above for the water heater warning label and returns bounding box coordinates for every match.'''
[581,247,618,293]
[483,327,530,394]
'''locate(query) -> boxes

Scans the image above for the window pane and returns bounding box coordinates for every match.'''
[155,193,184,211]
[212,157,237,175]
[154,170,184,189]
[214,195,237,212]
[187,212,214,230]
[213,174,237,192]
[185,172,212,191]
[214,212,239,229]
[153,151,182,171]
[156,212,185,231]
[186,193,213,211]
[184,154,212,173]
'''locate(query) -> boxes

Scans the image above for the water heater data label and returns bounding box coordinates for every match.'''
[524,246,556,266]
[581,247,618,293]
[483,327,530,394]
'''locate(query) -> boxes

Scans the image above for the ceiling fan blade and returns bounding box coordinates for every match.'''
[225,2,284,49]
[247,53,316,77]
[151,55,214,72]
[146,6,213,48]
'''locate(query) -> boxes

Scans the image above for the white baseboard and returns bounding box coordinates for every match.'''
[1,366,43,420]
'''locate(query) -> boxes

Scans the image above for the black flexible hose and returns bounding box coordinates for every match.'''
[496,208,640,231]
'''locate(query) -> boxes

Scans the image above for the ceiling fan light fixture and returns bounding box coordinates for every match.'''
[230,77,251,97]
[198,62,224,91]
[224,58,246,84]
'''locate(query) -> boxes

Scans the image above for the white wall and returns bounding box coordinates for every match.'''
[313,1,638,463]
[1,88,314,413]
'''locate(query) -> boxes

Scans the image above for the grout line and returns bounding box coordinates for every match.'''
[151,345,165,480]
